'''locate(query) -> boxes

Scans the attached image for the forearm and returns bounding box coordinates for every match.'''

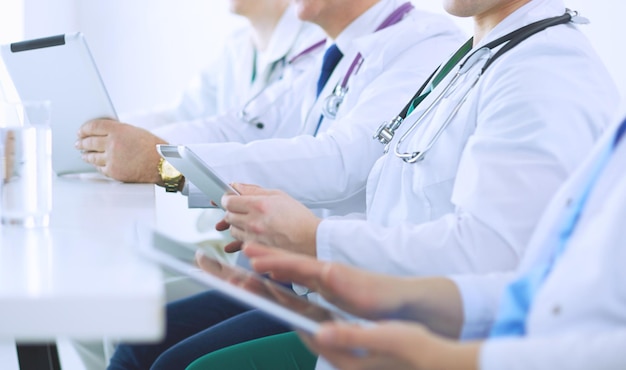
[393,277,465,339]
[424,340,481,370]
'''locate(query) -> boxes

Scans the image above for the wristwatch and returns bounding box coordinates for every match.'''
[158,158,183,192]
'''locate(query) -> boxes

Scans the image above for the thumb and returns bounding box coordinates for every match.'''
[317,321,425,356]
[231,183,266,195]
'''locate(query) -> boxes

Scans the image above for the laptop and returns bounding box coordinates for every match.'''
[0,32,117,175]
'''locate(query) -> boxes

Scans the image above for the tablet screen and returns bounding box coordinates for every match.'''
[137,225,357,334]
[1,33,117,174]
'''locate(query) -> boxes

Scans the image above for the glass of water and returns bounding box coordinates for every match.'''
[0,100,52,227]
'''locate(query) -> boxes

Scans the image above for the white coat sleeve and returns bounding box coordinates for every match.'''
[183,49,438,208]
[449,273,513,340]
[480,330,626,370]
[317,212,520,276]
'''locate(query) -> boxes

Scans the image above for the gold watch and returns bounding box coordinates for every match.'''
[158,158,183,192]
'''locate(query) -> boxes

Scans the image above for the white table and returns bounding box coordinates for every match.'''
[0,174,165,368]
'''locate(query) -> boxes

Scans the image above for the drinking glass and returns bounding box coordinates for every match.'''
[0,100,52,227]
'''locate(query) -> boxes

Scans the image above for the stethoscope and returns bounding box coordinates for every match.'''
[374,9,587,164]
[320,2,415,122]
[238,39,326,129]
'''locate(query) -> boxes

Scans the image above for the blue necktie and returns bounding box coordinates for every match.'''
[316,44,343,97]
[489,117,626,337]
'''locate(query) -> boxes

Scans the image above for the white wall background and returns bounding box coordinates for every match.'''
[1,0,624,115]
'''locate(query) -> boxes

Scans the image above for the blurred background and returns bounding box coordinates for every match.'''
[1,0,624,115]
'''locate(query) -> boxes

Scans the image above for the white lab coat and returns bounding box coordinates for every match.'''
[178,0,466,216]
[124,4,323,127]
[452,117,626,369]
[314,0,620,276]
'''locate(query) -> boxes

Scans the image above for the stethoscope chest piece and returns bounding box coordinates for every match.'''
[322,85,348,120]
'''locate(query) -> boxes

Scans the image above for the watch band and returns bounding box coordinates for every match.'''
[158,158,183,192]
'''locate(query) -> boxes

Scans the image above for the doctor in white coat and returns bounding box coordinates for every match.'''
[240,114,626,370]
[215,0,620,278]
[125,0,324,128]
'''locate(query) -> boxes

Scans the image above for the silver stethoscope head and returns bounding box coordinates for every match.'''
[322,84,349,120]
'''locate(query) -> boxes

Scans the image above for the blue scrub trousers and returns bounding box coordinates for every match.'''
[107,290,290,370]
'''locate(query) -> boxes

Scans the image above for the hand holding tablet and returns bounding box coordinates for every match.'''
[136,224,372,335]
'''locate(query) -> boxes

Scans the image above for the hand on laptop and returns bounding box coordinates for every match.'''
[76,118,167,183]
[216,183,321,256]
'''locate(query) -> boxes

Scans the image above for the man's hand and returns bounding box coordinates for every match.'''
[216,184,321,256]
[76,118,167,183]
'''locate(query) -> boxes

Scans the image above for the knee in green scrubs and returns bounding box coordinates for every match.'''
[186,332,317,370]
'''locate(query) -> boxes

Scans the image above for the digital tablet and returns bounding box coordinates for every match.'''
[157,144,239,209]
[0,32,117,175]
[135,224,366,334]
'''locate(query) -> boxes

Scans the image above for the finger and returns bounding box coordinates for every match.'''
[247,246,328,288]
[196,251,227,276]
[242,243,287,258]
[215,218,230,231]
[231,183,262,194]
[224,239,244,253]
[231,183,282,196]
[226,223,246,242]
[75,135,107,152]
[222,211,255,237]
[299,333,367,370]
[78,118,117,137]
[195,250,210,269]
[221,194,260,214]
[81,151,108,167]
[318,322,422,356]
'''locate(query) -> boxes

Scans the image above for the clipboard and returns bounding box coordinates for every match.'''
[0,32,117,175]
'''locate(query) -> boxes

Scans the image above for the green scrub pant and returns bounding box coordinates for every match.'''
[186,332,317,370]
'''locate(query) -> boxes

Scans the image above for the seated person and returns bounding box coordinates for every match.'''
[193,115,626,369]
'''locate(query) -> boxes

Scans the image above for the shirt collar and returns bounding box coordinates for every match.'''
[331,0,398,54]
